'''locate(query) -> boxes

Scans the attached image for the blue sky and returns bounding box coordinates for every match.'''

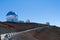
[0,0,60,26]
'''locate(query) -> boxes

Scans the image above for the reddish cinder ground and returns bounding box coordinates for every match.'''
[11,27,60,40]
[0,22,60,40]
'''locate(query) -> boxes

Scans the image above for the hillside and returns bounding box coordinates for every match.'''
[0,22,51,34]
[0,22,60,40]
[10,26,60,40]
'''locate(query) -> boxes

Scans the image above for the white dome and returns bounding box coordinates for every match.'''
[6,11,18,22]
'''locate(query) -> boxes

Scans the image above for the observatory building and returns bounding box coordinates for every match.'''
[6,11,18,22]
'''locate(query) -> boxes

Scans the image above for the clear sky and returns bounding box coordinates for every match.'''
[0,0,60,26]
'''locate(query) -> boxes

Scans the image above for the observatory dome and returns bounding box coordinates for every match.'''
[6,11,17,16]
[6,11,18,22]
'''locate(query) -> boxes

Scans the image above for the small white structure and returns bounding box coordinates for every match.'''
[25,19,30,23]
[46,22,50,25]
